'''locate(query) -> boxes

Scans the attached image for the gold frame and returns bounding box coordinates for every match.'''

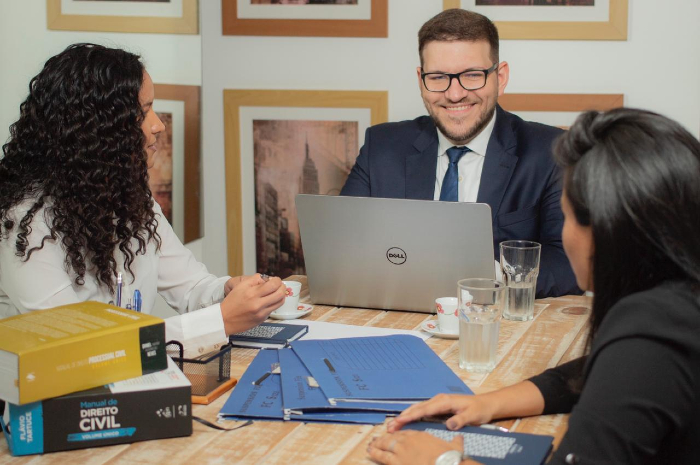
[223,89,388,276]
[443,0,628,40]
[222,0,388,37]
[154,84,201,244]
[46,0,199,34]
[499,93,624,112]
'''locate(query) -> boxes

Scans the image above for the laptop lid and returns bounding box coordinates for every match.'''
[296,194,495,313]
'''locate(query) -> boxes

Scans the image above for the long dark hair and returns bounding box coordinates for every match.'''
[553,108,700,342]
[0,43,160,294]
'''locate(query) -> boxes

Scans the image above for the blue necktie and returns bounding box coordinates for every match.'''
[439,146,470,202]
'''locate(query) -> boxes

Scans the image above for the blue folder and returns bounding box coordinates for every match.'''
[403,422,554,465]
[219,349,386,424]
[290,335,473,405]
[278,348,413,415]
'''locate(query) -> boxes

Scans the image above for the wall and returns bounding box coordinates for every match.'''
[0,0,202,317]
[200,0,700,279]
[2,1,699,312]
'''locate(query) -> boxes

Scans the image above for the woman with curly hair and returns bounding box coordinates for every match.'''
[368,109,700,464]
[0,43,286,347]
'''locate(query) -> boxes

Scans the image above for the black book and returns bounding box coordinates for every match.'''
[1,358,191,456]
[229,322,309,349]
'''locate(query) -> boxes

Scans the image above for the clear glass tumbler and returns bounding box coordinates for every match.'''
[500,240,541,321]
[457,278,506,373]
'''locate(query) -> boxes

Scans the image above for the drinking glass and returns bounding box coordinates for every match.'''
[500,240,541,321]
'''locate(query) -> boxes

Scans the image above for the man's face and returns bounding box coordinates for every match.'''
[417,40,508,145]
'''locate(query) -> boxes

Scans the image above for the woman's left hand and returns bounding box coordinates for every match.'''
[224,276,245,296]
[367,430,476,465]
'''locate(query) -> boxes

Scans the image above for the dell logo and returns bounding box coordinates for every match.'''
[386,247,407,265]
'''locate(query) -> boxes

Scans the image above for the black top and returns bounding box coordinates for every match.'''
[529,282,700,464]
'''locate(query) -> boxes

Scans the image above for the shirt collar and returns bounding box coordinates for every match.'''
[436,109,497,158]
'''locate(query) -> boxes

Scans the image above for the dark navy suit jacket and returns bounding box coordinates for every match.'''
[340,105,579,298]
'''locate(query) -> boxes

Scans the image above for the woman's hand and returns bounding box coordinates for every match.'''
[224,275,245,296]
[220,274,286,334]
[367,430,481,465]
[388,393,499,433]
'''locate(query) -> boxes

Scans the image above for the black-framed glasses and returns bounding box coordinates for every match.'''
[421,62,499,92]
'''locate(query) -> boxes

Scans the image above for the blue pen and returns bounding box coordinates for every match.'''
[116,272,123,307]
[133,289,142,313]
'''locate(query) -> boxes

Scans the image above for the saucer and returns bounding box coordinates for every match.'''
[421,319,459,339]
[270,303,313,320]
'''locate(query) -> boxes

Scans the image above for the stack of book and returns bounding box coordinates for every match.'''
[219,334,474,424]
[0,301,192,456]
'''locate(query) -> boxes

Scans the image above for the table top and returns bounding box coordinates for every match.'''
[0,276,591,464]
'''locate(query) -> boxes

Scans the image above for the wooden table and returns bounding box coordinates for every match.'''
[0,276,591,464]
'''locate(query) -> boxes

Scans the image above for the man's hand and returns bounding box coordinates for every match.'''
[220,274,286,334]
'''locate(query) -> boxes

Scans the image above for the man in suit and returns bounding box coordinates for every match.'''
[341,9,579,298]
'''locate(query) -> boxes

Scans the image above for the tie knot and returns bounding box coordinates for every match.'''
[446,146,470,164]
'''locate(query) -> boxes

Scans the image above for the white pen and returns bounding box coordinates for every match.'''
[116,272,123,307]
[480,424,509,433]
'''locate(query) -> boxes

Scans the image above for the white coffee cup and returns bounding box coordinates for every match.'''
[274,281,302,315]
[435,297,459,334]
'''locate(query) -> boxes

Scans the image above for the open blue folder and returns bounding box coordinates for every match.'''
[403,422,554,465]
[278,348,413,414]
[218,349,386,424]
[290,335,473,405]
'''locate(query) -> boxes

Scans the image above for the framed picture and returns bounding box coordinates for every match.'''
[498,93,624,128]
[46,0,199,34]
[221,0,388,37]
[443,0,628,40]
[223,89,388,276]
[151,84,201,244]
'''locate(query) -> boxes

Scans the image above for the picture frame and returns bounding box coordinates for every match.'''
[443,0,628,40]
[221,0,388,37]
[46,0,199,34]
[152,84,201,244]
[498,93,624,127]
[223,89,388,276]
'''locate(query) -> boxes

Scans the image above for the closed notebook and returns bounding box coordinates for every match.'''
[290,335,473,405]
[229,323,308,349]
[403,422,554,465]
[218,349,385,424]
[0,301,166,405]
[278,348,413,414]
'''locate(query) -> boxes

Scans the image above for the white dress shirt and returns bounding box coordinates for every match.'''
[0,199,229,357]
[433,111,497,202]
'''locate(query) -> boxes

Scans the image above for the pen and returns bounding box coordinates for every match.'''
[116,272,123,307]
[479,424,509,433]
[133,289,142,313]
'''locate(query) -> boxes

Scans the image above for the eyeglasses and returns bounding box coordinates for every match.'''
[421,63,499,93]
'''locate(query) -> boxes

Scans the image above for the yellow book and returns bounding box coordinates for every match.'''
[0,301,167,405]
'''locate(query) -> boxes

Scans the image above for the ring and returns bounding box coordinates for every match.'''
[388,439,397,453]
[260,273,270,282]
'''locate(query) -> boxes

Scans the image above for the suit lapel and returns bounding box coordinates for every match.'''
[405,119,439,200]
[476,106,518,219]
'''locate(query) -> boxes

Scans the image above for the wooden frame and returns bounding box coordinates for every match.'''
[154,84,201,244]
[223,89,388,276]
[46,0,199,34]
[222,0,388,37]
[499,93,624,112]
[443,0,628,40]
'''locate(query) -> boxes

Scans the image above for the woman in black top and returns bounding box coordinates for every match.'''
[368,108,700,465]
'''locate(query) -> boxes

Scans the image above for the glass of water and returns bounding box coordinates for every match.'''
[457,278,506,373]
[500,240,541,321]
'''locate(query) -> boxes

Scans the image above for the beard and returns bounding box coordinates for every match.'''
[429,101,496,145]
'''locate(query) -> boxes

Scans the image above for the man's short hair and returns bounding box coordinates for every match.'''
[418,8,500,66]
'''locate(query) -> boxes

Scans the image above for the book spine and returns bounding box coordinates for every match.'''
[18,322,167,405]
[7,385,192,455]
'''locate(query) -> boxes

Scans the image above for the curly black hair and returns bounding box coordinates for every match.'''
[0,43,161,294]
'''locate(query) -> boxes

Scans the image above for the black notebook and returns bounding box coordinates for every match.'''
[404,422,554,465]
[229,323,309,349]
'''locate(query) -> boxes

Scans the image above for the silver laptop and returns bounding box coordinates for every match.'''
[296,194,495,313]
